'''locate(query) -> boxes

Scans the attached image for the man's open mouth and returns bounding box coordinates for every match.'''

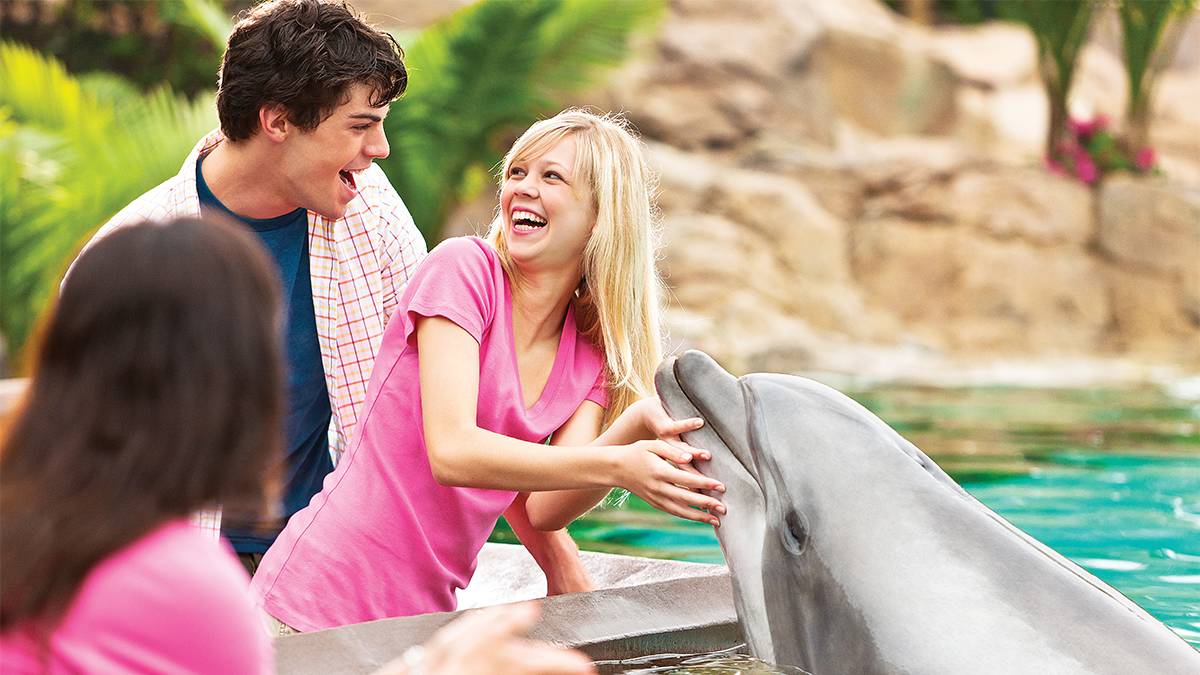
[339,170,357,190]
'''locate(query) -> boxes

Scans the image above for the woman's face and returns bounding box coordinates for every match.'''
[500,134,595,275]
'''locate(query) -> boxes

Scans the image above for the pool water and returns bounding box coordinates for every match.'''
[490,382,1200,648]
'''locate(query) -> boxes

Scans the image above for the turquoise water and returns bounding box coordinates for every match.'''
[493,383,1200,648]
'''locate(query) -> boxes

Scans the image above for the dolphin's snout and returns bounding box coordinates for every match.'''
[657,351,758,485]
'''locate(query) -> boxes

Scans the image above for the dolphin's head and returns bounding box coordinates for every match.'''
[655,352,775,662]
[657,351,966,671]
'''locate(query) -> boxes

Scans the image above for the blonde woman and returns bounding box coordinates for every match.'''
[250,110,725,632]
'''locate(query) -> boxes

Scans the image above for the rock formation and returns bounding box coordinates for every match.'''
[597,0,1200,375]
[434,0,1199,376]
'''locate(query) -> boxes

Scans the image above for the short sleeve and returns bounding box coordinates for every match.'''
[401,237,500,345]
[585,366,610,409]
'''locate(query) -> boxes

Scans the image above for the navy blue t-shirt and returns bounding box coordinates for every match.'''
[197,155,334,554]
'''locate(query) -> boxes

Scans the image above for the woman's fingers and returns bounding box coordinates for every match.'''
[650,485,723,526]
[663,482,726,514]
[641,397,705,439]
[654,415,704,438]
[642,439,712,464]
[659,461,723,494]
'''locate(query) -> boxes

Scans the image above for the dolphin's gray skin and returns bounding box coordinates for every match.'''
[655,350,1200,675]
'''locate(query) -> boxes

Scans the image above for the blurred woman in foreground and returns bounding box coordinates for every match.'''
[0,218,593,675]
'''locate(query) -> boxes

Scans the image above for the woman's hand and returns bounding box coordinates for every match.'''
[629,396,706,443]
[544,545,594,596]
[614,440,726,526]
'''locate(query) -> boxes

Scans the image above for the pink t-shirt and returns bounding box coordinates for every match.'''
[251,237,608,631]
[0,520,271,674]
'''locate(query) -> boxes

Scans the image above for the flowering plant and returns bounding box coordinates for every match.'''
[1046,115,1157,185]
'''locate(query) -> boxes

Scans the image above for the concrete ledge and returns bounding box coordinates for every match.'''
[275,544,739,674]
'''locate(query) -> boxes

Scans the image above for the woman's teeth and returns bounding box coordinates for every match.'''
[512,210,546,231]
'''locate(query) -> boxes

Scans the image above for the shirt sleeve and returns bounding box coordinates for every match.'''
[401,237,499,346]
[585,366,610,409]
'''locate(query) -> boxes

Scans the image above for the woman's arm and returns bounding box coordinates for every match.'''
[417,316,724,524]
[523,401,611,531]
[524,398,714,530]
[503,494,593,595]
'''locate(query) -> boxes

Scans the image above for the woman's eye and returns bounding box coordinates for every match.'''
[546,172,562,180]
[509,167,526,177]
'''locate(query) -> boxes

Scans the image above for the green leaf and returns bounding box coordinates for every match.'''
[0,41,216,370]
[1120,0,1195,121]
[158,0,234,52]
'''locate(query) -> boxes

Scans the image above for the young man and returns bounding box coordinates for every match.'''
[78,0,591,595]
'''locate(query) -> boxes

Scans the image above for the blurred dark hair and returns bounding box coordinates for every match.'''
[0,217,285,631]
[217,0,407,141]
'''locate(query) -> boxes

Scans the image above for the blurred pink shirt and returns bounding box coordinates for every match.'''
[0,520,271,674]
[251,237,608,631]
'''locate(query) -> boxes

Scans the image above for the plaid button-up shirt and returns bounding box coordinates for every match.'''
[80,131,427,537]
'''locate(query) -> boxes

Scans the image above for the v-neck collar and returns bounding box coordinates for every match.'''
[503,274,577,417]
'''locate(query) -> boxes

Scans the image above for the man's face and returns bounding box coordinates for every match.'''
[278,83,390,220]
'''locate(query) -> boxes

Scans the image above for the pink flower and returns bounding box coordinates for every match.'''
[1045,156,1067,176]
[1075,154,1099,184]
[1067,115,1108,139]
[1134,147,1156,172]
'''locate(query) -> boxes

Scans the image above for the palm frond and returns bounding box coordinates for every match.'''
[1120,0,1195,120]
[531,0,664,97]
[0,41,216,370]
[158,0,235,52]
[0,42,114,139]
[381,0,553,240]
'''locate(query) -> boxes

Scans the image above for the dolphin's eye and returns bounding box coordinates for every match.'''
[782,509,809,556]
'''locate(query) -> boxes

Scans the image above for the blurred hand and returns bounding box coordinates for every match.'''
[376,603,596,675]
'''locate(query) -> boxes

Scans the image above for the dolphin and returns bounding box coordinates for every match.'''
[655,350,1200,675]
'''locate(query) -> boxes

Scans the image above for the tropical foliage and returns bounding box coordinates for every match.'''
[0,0,664,372]
[0,42,217,370]
[1119,0,1196,151]
[995,0,1197,179]
[995,0,1097,159]
[0,0,236,97]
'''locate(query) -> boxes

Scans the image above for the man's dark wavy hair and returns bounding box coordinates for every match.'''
[216,0,407,141]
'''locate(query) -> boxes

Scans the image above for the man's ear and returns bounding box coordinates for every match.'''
[258,104,291,143]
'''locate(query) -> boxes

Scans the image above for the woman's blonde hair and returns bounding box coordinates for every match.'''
[486,109,663,428]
